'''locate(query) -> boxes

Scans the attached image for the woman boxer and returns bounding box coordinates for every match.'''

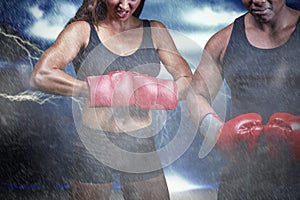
[30,0,192,199]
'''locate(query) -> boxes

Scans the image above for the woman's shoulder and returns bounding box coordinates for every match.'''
[147,20,167,29]
[60,20,91,45]
[58,21,91,40]
[65,20,91,33]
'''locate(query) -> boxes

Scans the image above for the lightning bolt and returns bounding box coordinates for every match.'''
[0,90,59,105]
[0,28,83,110]
[0,27,43,70]
[0,90,83,111]
[0,28,62,105]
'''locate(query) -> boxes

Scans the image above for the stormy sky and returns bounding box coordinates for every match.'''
[0,0,299,196]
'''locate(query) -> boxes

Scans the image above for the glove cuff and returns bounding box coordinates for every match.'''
[197,113,224,159]
[199,113,223,137]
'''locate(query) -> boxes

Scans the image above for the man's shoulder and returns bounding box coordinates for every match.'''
[208,14,244,47]
[205,23,234,56]
[212,24,234,44]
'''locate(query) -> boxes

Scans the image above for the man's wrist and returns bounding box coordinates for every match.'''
[199,113,223,137]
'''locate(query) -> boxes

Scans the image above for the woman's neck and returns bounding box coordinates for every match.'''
[97,17,140,32]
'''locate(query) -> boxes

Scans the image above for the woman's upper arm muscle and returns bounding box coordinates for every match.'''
[150,20,191,79]
[30,21,90,96]
[150,20,192,98]
[36,21,89,71]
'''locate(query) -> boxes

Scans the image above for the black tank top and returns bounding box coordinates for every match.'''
[74,20,161,81]
[219,15,300,199]
[223,15,300,123]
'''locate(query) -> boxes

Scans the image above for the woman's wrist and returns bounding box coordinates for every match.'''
[73,79,89,97]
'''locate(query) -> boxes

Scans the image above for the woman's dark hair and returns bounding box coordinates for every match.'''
[68,0,145,24]
[133,0,145,18]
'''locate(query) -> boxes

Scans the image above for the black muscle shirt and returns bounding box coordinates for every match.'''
[223,15,300,123]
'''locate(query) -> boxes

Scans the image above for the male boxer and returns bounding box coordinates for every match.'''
[187,0,300,199]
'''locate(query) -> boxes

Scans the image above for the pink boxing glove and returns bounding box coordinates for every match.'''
[264,112,300,160]
[86,70,135,107]
[133,73,178,110]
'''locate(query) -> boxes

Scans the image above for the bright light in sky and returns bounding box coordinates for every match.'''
[178,6,243,48]
[29,6,43,19]
[166,175,200,193]
[29,19,63,40]
[173,31,215,49]
[183,6,243,27]
[27,3,77,40]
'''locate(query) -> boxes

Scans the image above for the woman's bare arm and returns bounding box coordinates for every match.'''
[150,20,193,100]
[30,21,90,97]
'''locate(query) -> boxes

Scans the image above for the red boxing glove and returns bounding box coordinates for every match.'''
[87,71,135,107]
[133,73,178,110]
[216,113,263,155]
[198,113,263,158]
[264,112,300,160]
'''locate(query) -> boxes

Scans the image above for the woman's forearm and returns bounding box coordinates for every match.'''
[175,75,192,100]
[30,67,89,97]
